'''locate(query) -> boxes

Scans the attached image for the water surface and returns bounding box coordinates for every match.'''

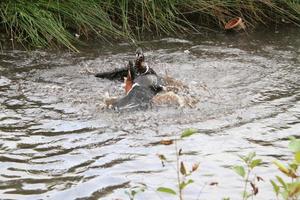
[0,28,300,200]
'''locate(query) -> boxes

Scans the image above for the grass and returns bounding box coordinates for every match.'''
[0,0,300,51]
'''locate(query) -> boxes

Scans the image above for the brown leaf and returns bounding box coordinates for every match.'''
[192,162,200,172]
[180,161,187,175]
[257,176,264,182]
[160,139,173,145]
[156,154,166,167]
[250,182,259,195]
[157,154,167,161]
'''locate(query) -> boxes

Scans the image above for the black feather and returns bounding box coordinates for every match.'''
[95,61,133,81]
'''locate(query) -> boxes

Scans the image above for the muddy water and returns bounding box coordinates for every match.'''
[0,28,300,200]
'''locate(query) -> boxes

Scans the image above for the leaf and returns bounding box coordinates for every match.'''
[192,162,200,172]
[288,182,300,198]
[288,136,296,140]
[250,182,259,195]
[295,152,300,164]
[247,152,256,161]
[157,154,167,161]
[289,163,298,172]
[157,154,167,167]
[288,138,300,152]
[257,176,264,182]
[181,128,197,138]
[270,180,280,196]
[281,191,289,200]
[250,159,262,169]
[157,187,176,195]
[274,160,297,178]
[273,160,290,175]
[239,152,256,164]
[276,176,287,189]
[233,165,245,178]
[288,171,298,179]
[180,179,194,190]
[131,190,137,197]
[180,161,187,175]
[125,184,147,198]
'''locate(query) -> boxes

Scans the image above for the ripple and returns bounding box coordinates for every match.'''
[0,28,299,200]
[0,155,29,163]
[0,76,11,87]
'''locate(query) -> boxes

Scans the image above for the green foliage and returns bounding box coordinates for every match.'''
[288,137,300,153]
[181,128,198,138]
[0,0,122,51]
[0,0,300,51]
[232,152,263,200]
[271,137,300,200]
[156,129,200,200]
[126,131,300,200]
[288,182,300,198]
[179,179,194,190]
[273,160,297,178]
[157,187,177,195]
[250,159,262,169]
[270,180,280,196]
[295,152,300,164]
[233,165,246,178]
[125,184,147,200]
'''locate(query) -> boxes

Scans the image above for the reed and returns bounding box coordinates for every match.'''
[0,0,299,51]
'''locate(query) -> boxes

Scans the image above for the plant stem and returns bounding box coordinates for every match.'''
[243,169,251,200]
[174,138,183,200]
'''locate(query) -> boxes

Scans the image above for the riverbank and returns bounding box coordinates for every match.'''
[0,0,299,51]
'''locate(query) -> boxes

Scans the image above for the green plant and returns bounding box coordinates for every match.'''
[121,133,300,200]
[0,0,300,51]
[125,183,147,200]
[157,128,199,200]
[232,152,263,200]
[271,137,300,200]
[0,0,123,51]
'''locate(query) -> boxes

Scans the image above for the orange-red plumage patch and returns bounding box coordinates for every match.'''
[124,69,133,94]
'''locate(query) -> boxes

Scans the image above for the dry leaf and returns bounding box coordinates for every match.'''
[250,182,259,195]
[180,161,187,175]
[192,162,200,172]
[160,139,173,145]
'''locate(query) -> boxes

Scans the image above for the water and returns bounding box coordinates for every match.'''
[0,27,300,200]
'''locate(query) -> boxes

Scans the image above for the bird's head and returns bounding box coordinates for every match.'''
[135,48,146,72]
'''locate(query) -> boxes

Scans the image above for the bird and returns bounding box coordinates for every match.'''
[113,52,164,111]
[123,48,162,94]
[94,48,156,82]
[95,48,164,111]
